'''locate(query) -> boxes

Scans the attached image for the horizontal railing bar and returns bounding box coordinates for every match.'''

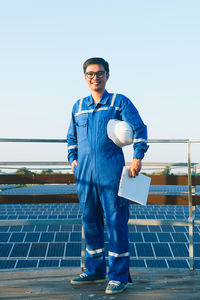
[0,218,82,226]
[2,138,200,144]
[0,162,199,167]
[0,162,70,166]
[0,138,67,143]
[128,219,189,226]
[0,218,191,227]
[0,167,70,170]
[148,139,189,143]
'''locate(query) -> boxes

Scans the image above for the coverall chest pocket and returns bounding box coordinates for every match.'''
[99,116,110,135]
[76,117,88,142]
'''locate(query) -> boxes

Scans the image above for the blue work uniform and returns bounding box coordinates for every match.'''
[67,90,148,283]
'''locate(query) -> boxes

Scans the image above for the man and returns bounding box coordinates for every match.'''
[67,57,149,294]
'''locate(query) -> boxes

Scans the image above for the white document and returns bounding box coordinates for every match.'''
[118,166,151,206]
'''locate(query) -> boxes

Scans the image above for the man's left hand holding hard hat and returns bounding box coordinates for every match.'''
[107,118,144,177]
[67,57,149,294]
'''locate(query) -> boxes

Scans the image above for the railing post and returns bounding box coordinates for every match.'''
[188,141,194,270]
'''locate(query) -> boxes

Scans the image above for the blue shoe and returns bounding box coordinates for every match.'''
[105,280,128,294]
[70,272,106,285]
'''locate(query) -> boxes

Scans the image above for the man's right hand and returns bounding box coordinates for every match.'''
[71,160,77,173]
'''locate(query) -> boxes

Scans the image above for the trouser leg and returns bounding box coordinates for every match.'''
[101,187,130,283]
[77,180,106,277]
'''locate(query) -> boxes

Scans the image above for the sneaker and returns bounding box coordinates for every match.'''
[105,280,127,294]
[70,272,106,285]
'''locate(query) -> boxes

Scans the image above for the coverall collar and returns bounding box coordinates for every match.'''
[87,90,110,106]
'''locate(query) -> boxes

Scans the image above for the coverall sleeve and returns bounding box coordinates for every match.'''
[67,112,78,165]
[120,96,149,159]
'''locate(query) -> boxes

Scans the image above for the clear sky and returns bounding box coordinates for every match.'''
[0,0,200,168]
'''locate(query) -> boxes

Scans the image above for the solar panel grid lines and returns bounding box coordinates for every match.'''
[153,243,173,258]
[0,184,196,196]
[0,204,200,270]
[146,259,168,268]
[157,232,173,243]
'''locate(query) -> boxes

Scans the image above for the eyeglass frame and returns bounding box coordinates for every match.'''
[85,70,107,79]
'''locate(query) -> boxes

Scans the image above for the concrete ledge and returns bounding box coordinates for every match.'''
[0,267,200,299]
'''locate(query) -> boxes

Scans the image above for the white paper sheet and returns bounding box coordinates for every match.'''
[118,166,151,206]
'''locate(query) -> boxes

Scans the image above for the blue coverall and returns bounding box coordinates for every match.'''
[67,90,148,283]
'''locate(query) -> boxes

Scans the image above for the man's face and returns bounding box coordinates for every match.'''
[84,64,109,93]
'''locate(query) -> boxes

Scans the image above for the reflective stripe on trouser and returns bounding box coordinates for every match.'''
[76,175,130,283]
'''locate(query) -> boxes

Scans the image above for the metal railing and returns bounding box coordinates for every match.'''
[0,138,200,270]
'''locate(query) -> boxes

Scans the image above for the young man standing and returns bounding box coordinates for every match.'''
[67,57,149,294]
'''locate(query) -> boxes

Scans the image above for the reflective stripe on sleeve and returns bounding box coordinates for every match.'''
[86,248,104,255]
[68,145,78,150]
[133,138,147,143]
[108,251,130,257]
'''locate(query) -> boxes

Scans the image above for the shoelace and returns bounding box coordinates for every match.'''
[108,280,121,286]
[80,272,88,278]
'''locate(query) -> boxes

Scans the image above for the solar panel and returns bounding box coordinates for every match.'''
[35,225,48,232]
[22,226,35,232]
[0,203,200,270]
[130,259,145,267]
[9,233,25,242]
[0,260,16,269]
[48,225,60,232]
[173,243,189,258]
[153,243,173,257]
[25,233,40,242]
[29,243,48,257]
[136,225,149,232]
[65,243,81,257]
[135,243,154,257]
[160,225,174,232]
[55,232,69,242]
[129,232,143,242]
[157,233,173,243]
[38,259,59,268]
[194,233,200,242]
[0,233,10,242]
[129,243,136,257]
[10,243,30,257]
[60,259,80,267]
[167,259,189,268]
[146,259,167,268]
[0,244,13,257]
[143,233,158,242]
[171,233,188,243]
[16,260,38,268]
[47,243,65,257]
[39,233,54,242]
[70,232,81,242]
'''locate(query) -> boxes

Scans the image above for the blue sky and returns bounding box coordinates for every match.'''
[0,0,200,167]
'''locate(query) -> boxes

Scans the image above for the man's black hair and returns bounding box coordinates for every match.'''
[83,57,109,74]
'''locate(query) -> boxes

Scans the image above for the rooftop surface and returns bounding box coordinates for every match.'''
[0,267,200,299]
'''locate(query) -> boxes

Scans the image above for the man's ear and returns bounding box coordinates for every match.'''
[106,73,110,81]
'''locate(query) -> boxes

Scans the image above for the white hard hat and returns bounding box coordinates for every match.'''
[107,119,134,147]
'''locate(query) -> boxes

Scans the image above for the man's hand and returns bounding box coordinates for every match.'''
[71,160,77,173]
[129,158,142,177]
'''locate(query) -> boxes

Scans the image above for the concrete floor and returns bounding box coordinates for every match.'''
[0,267,200,300]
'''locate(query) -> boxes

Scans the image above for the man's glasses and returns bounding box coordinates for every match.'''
[85,71,106,79]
